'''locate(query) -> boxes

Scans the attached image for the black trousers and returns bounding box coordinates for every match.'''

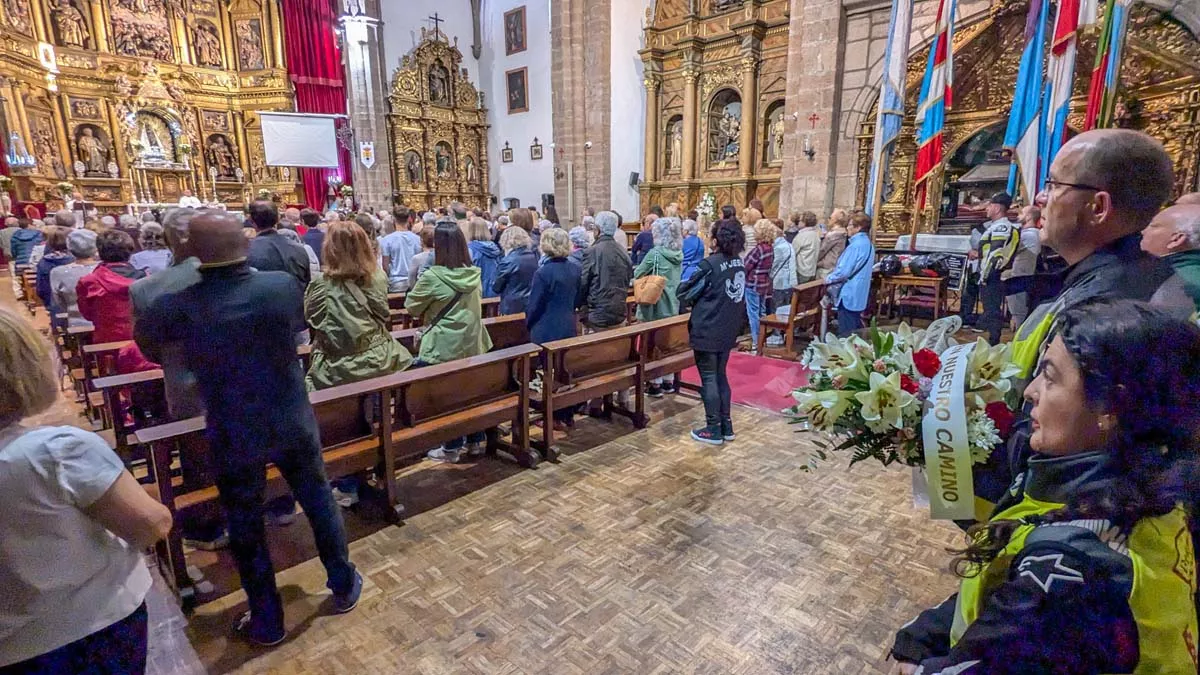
[959,272,979,325]
[1,603,147,675]
[694,349,732,431]
[979,271,1006,344]
[215,439,356,631]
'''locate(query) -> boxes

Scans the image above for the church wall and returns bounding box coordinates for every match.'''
[381,0,481,87]
[481,0,555,212]
[609,0,654,219]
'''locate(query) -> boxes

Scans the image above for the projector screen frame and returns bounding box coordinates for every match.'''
[258,112,349,169]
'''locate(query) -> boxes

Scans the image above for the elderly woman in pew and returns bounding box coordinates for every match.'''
[306,221,413,507]
[494,218,539,316]
[527,227,582,432]
[633,216,683,398]
[0,308,173,675]
[405,222,493,464]
[35,227,73,321]
[50,229,99,330]
[76,229,156,375]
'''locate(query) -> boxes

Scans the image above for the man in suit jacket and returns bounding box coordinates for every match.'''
[246,200,310,286]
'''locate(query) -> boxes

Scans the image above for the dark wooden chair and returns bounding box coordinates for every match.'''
[756,279,827,357]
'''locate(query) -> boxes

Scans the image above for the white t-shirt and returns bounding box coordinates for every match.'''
[0,425,151,667]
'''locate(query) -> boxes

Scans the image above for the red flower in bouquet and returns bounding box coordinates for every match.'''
[899,373,920,395]
[913,349,941,378]
[985,401,1016,438]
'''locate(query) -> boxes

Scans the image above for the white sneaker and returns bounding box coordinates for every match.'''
[332,487,359,508]
[765,335,785,346]
[426,446,461,463]
[465,441,486,457]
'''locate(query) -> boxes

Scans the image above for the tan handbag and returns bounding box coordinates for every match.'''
[633,254,667,305]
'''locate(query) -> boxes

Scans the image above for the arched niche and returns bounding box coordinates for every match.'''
[706,88,741,169]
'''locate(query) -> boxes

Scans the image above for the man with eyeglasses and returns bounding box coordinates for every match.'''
[968,129,1194,525]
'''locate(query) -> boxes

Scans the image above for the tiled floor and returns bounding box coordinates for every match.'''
[2,274,963,674]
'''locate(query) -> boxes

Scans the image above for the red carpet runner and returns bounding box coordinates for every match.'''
[680,352,810,413]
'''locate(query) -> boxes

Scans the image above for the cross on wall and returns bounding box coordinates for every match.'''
[808,113,821,129]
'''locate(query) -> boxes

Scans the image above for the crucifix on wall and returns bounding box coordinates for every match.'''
[808,113,821,129]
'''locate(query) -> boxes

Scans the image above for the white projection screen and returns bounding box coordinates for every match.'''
[259,113,340,167]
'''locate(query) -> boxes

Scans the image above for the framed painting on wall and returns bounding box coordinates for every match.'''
[501,142,513,163]
[506,67,528,115]
[504,6,526,55]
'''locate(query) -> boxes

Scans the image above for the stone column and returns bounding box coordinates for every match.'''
[339,4,394,210]
[780,0,845,216]
[643,72,660,183]
[738,53,759,179]
[681,64,699,181]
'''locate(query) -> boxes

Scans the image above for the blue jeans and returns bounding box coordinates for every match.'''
[745,288,765,346]
[445,431,487,450]
[837,302,862,337]
[215,440,356,631]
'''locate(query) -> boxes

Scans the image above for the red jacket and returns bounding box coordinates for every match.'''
[77,262,157,373]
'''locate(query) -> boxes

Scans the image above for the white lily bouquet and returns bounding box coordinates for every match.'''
[789,318,1021,519]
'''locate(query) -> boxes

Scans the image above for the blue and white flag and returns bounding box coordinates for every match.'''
[866,0,914,218]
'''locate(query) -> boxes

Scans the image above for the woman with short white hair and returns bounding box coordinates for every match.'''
[0,309,172,673]
[494,225,538,315]
[634,217,684,396]
[567,226,592,266]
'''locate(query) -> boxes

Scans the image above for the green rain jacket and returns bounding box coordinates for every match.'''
[633,245,683,322]
[305,269,412,391]
[405,264,492,365]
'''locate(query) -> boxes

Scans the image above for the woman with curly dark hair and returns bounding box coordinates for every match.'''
[892,299,1200,674]
[677,222,746,445]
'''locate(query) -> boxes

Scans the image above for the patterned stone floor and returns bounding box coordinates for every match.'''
[2,274,963,674]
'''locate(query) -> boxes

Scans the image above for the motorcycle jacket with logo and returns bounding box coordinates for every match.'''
[893,451,1199,674]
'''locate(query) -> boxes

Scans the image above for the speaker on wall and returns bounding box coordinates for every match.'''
[629,172,640,188]
[541,193,555,212]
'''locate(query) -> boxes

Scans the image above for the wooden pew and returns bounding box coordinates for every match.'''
[641,314,694,387]
[19,266,37,315]
[92,368,166,463]
[135,344,540,607]
[299,313,529,361]
[481,296,501,318]
[533,322,647,460]
[134,377,391,609]
[386,292,406,310]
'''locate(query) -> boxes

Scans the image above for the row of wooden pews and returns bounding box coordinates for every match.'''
[106,311,694,608]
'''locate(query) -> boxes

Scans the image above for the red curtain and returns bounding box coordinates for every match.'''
[280,0,352,210]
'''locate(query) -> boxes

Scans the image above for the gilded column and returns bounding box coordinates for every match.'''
[738,53,759,179]
[90,2,111,52]
[11,85,33,163]
[681,64,699,181]
[643,72,660,183]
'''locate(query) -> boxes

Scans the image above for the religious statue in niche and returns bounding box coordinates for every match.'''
[2,0,32,36]
[404,150,423,184]
[765,107,784,164]
[465,156,477,183]
[75,126,109,175]
[51,0,89,48]
[235,19,265,70]
[30,120,67,179]
[707,93,741,167]
[434,142,453,179]
[206,134,238,178]
[428,63,451,105]
[192,20,222,68]
[666,118,682,171]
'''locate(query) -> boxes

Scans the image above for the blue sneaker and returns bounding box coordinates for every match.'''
[233,611,286,647]
[691,427,724,446]
[332,571,363,614]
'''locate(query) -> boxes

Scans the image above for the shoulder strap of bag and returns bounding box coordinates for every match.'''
[423,290,464,333]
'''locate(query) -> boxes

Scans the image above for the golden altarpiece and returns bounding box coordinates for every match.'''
[388,28,490,212]
[639,0,791,218]
[0,0,299,211]
[854,0,1200,247]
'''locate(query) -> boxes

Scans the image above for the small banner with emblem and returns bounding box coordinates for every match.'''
[921,341,977,520]
[359,141,375,169]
